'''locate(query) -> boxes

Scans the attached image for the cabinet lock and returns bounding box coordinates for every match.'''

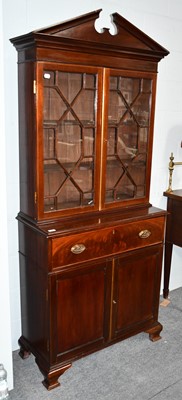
[71,244,86,254]
[138,229,151,239]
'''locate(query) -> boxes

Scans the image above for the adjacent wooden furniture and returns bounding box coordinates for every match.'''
[163,189,182,299]
[11,9,169,390]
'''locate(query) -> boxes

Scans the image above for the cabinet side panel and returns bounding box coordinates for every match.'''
[18,62,36,218]
[18,222,49,360]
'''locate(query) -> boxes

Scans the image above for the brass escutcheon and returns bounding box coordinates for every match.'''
[71,243,86,254]
[138,229,151,239]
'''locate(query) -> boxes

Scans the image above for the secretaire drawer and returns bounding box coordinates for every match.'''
[51,216,165,269]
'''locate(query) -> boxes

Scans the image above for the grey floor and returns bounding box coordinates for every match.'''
[9,287,182,399]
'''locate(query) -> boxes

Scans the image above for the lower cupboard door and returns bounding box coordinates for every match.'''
[50,260,111,361]
[112,245,163,338]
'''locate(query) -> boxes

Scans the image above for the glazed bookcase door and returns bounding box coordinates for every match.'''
[37,63,102,219]
[102,69,156,209]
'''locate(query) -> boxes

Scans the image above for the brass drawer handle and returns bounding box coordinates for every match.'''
[71,244,86,254]
[139,229,151,239]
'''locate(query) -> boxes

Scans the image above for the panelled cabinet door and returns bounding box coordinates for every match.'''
[111,245,163,339]
[101,69,156,210]
[36,63,103,219]
[50,260,112,362]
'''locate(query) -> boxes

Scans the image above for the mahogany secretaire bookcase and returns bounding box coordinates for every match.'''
[11,9,169,390]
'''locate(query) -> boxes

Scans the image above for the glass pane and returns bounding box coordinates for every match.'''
[43,70,97,212]
[44,88,67,120]
[56,124,82,168]
[83,128,94,156]
[105,75,152,204]
[44,128,55,159]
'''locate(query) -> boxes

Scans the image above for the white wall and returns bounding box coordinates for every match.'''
[0,0,13,390]
[2,0,182,388]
